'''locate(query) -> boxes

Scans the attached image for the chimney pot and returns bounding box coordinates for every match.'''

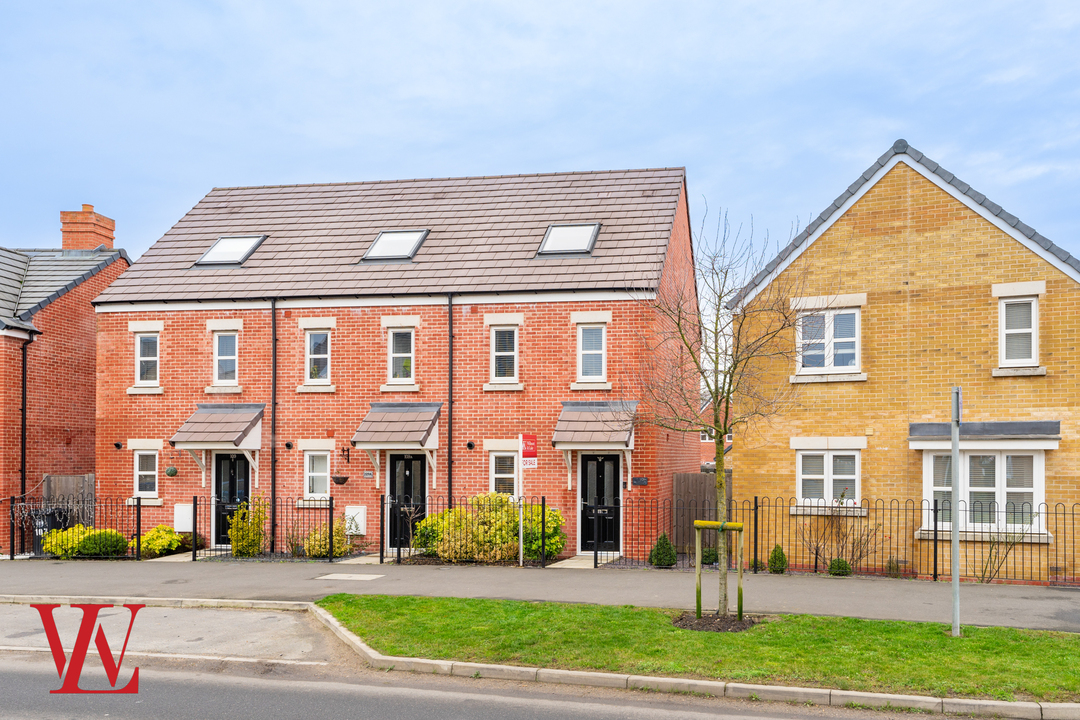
[61,204,115,251]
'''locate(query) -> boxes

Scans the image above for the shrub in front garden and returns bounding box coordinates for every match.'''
[228,498,268,557]
[828,557,853,576]
[522,504,567,560]
[768,543,788,574]
[305,517,351,558]
[415,493,565,563]
[648,532,677,567]
[77,529,129,557]
[701,546,719,565]
[131,524,183,559]
[42,525,89,559]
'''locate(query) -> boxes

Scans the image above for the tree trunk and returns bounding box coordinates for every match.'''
[715,436,728,616]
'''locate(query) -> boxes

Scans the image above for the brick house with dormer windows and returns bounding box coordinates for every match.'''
[92,169,699,558]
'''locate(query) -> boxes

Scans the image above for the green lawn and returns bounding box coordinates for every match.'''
[317,594,1080,702]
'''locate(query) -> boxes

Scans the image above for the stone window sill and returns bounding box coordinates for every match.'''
[381,383,420,392]
[296,384,335,393]
[992,367,1046,377]
[126,497,163,506]
[205,385,243,394]
[570,381,612,391]
[484,383,524,391]
[127,386,164,395]
[295,498,331,508]
[914,528,1052,544]
[790,373,868,384]
[789,505,868,517]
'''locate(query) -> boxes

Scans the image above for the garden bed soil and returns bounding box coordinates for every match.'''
[672,611,760,633]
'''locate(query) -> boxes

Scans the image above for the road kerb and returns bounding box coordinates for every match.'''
[726,683,831,704]
[628,675,726,696]
[1042,703,1080,720]
[536,668,630,688]
[452,662,540,682]
[943,699,1043,719]
[831,690,942,712]
[306,603,385,665]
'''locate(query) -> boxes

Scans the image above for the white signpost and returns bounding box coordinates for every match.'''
[518,434,537,566]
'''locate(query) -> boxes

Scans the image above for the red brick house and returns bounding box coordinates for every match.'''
[1,205,129,552]
[92,169,699,558]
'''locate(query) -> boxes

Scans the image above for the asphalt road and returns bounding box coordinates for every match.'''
[3,558,1079,630]
[0,651,896,720]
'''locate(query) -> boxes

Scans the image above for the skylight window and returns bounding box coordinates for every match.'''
[196,235,266,265]
[537,224,601,255]
[363,230,429,260]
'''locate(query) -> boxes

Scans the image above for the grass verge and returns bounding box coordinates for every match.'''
[317,594,1080,702]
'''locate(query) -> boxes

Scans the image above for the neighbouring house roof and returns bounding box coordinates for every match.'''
[93,168,687,305]
[552,401,638,446]
[730,139,1080,308]
[169,404,265,446]
[908,421,1061,440]
[351,403,443,447]
[0,245,129,332]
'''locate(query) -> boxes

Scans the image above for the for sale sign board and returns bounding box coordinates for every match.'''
[519,433,537,469]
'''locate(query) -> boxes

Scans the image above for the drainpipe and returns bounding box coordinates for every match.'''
[270,298,278,552]
[447,293,454,506]
[19,332,35,553]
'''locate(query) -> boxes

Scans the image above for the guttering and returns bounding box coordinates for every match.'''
[447,293,454,506]
[20,332,36,554]
[270,298,279,552]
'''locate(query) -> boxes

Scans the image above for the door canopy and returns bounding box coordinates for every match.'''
[350,402,442,451]
[169,403,264,451]
[552,401,637,450]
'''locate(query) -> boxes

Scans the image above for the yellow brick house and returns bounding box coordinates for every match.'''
[731,140,1079,584]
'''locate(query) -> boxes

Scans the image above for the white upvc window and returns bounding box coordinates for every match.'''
[213,332,238,385]
[490,452,520,496]
[922,450,1043,530]
[701,429,714,442]
[998,296,1038,368]
[134,333,159,387]
[305,451,330,499]
[306,330,330,385]
[388,328,414,383]
[133,451,158,498]
[796,308,860,374]
[577,324,606,381]
[797,450,860,505]
[490,326,518,383]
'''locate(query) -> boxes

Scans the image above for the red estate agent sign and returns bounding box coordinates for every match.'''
[519,433,537,469]
[32,604,144,694]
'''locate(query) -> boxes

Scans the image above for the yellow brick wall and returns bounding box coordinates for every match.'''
[734,161,1080,508]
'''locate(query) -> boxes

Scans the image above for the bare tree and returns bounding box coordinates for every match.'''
[637,208,807,615]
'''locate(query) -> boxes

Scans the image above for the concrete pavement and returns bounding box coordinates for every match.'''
[1,558,1078,631]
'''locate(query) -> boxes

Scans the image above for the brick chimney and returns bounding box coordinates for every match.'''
[60,204,115,251]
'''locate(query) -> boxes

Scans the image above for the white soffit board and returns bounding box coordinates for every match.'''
[740,155,1080,307]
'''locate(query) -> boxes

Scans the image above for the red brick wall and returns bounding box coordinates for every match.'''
[0,256,128,552]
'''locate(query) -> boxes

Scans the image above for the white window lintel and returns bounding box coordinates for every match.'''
[790,293,867,311]
[992,281,1046,298]
[570,311,612,324]
[790,436,868,450]
[381,315,421,328]
[298,317,336,329]
[128,320,164,332]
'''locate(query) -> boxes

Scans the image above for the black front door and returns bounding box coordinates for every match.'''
[580,453,621,552]
[214,453,250,545]
[388,453,426,549]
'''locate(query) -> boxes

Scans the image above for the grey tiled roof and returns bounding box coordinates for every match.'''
[731,139,1080,308]
[351,403,443,446]
[0,245,128,331]
[169,404,265,446]
[93,168,686,304]
[551,401,638,446]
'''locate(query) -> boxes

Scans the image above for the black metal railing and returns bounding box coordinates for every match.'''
[9,493,135,560]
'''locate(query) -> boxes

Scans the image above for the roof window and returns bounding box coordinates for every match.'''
[537,224,600,255]
[363,230,429,261]
[196,235,266,265]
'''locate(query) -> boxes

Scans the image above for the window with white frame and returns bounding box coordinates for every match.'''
[388,328,414,383]
[999,297,1038,367]
[213,332,238,385]
[305,451,330,499]
[135,333,159,387]
[134,451,158,497]
[797,451,860,504]
[490,326,518,383]
[490,453,519,496]
[700,428,714,442]
[923,450,1043,529]
[577,324,606,381]
[306,330,330,384]
[796,308,860,373]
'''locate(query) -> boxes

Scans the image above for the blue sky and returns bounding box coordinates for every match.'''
[2,1,1080,260]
